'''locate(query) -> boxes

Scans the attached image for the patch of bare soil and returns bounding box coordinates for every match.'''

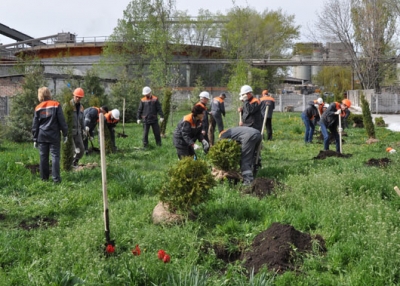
[19,216,58,230]
[365,158,390,167]
[242,177,277,199]
[242,223,326,275]
[25,164,40,174]
[314,150,352,159]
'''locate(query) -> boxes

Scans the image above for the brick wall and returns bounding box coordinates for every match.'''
[0,77,23,97]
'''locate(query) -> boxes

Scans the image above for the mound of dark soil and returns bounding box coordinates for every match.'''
[314,150,352,159]
[365,158,390,167]
[242,177,277,199]
[19,216,58,230]
[242,223,326,274]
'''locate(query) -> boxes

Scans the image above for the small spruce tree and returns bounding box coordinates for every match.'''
[61,89,74,171]
[361,94,376,139]
[160,89,172,137]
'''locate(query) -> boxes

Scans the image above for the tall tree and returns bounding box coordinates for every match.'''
[7,61,47,142]
[101,0,179,122]
[312,0,399,91]
[221,7,299,93]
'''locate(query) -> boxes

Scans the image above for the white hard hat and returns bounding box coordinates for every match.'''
[111,109,120,120]
[199,91,210,99]
[317,98,323,104]
[240,85,253,95]
[142,86,151,95]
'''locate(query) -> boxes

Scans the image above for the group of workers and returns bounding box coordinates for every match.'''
[172,84,274,185]
[32,87,120,183]
[301,97,352,153]
[32,83,352,186]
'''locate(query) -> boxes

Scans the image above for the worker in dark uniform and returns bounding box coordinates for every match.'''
[32,87,68,183]
[219,126,262,185]
[69,88,85,167]
[195,91,210,143]
[259,89,275,140]
[105,109,120,152]
[172,104,209,159]
[238,85,262,132]
[137,86,164,148]
[83,105,108,154]
[209,92,226,138]
[301,101,319,144]
[320,99,351,153]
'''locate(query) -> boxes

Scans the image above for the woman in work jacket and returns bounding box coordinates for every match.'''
[172,104,209,159]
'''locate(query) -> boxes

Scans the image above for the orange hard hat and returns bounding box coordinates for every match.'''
[386,147,393,152]
[73,87,85,98]
[342,99,351,108]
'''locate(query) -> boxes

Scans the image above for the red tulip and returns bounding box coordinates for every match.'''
[163,254,171,263]
[105,244,115,253]
[157,249,166,260]
[132,244,141,256]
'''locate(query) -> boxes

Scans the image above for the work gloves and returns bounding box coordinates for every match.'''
[338,128,343,133]
[193,144,201,150]
[202,139,209,153]
[63,137,68,144]
[137,120,141,124]
[34,142,38,149]
[159,118,164,123]
[75,148,81,154]
[335,109,341,115]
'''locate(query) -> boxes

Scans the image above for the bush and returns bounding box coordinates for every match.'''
[208,139,241,172]
[374,117,386,127]
[159,157,216,213]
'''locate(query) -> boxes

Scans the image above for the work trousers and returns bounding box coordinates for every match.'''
[320,122,340,152]
[143,122,161,147]
[301,113,315,143]
[72,133,85,163]
[39,141,61,183]
[241,132,262,183]
[265,118,273,140]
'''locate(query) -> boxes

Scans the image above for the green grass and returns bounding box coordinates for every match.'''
[1,111,400,285]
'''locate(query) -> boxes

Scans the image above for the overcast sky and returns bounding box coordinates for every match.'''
[0,0,323,44]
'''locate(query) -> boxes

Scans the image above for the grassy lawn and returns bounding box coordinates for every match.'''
[1,111,400,285]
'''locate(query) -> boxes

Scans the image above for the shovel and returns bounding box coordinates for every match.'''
[118,98,128,138]
[89,136,100,152]
[99,114,115,255]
